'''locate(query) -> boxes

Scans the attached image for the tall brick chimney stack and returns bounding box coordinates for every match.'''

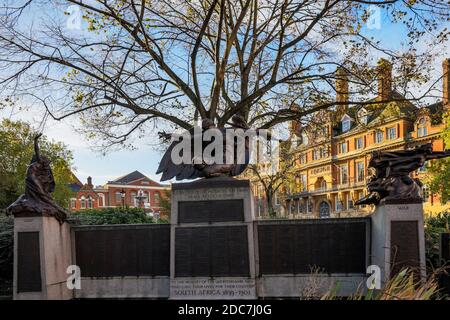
[377,58,392,102]
[87,176,93,187]
[443,58,450,108]
[336,67,349,104]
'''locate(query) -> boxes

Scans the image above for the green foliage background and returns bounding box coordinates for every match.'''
[68,207,169,225]
[428,113,450,203]
[424,211,449,269]
[0,119,75,209]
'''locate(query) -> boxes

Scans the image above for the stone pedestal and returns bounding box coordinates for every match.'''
[169,178,257,299]
[13,216,73,300]
[370,200,426,284]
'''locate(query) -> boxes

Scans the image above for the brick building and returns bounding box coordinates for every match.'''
[251,58,450,218]
[70,171,170,214]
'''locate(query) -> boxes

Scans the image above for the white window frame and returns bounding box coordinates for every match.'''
[375,130,383,143]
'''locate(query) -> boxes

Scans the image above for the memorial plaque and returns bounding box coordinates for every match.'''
[75,225,170,277]
[391,221,420,276]
[178,200,244,223]
[258,220,367,275]
[175,226,249,277]
[17,232,41,293]
[170,278,256,299]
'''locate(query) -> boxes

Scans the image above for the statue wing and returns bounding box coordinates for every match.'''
[156,127,203,181]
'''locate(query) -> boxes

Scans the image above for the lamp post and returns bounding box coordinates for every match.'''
[120,188,126,208]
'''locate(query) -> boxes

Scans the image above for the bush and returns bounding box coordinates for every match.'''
[68,207,168,225]
[0,211,13,282]
[424,211,449,269]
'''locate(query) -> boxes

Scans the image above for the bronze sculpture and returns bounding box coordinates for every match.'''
[156,115,253,181]
[355,143,450,206]
[7,134,68,224]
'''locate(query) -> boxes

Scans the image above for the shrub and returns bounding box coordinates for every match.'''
[0,212,13,281]
[68,207,168,225]
[424,211,449,269]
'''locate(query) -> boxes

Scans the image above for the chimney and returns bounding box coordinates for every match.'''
[377,58,392,101]
[87,176,92,187]
[443,58,450,107]
[336,67,349,105]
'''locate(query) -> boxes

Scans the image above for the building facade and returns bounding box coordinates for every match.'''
[70,171,170,214]
[251,58,450,218]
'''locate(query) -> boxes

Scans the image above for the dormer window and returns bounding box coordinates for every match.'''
[301,132,309,145]
[358,108,369,125]
[417,117,428,137]
[341,115,351,132]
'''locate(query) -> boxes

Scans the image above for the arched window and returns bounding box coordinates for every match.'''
[98,194,105,207]
[417,117,428,137]
[80,196,86,209]
[87,196,94,209]
[321,180,327,190]
[70,198,77,209]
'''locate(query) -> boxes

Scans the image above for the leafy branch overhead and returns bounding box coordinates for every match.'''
[0,0,448,149]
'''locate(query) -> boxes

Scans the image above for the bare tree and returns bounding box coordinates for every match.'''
[0,0,448,149]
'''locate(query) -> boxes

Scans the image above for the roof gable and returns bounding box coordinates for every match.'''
[109,170,164,187]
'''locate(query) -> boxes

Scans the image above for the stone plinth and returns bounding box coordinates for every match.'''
[370,199,426,283]
[13,216,73,300]
[169,178,257,299]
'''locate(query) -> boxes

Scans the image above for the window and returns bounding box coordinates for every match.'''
[342,116,351,132]
[320,147,329,158]
[348,198,354,210]
[70,198,76,209]
[375,130,383,143]
[154,192,161,206]
[302,132,309,145]
[339,164,348,184]
[301,174,307,192]
[321,180,327,190]
[335,196,342,212]
[339,142,347,154]
[355,137,364,150]
[358,109,369,125]
[115,192,122,203]
[131,191,137,207]
[307,198,313,213]
[422,185,430,202]
[300,154,306,164]
[357,162,365,182]
[312,149,319,160]
[418,117,428,137]
[80,196,86,209]
[387,127,397,140]
[87,196,93,209]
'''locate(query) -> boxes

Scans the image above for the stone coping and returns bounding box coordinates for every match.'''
[172,178,250,190]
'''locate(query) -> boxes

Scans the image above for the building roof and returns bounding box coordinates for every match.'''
[69,183,81,192]
[108,170,167,187]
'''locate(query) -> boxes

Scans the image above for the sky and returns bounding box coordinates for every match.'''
[0,3,449,186]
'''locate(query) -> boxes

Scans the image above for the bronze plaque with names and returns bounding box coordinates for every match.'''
[258,220,367,275]
[74,225,170,277]
[175,225,249,277]
[17,232,42,293]
[178,199,244,223]
[390,221,420,276]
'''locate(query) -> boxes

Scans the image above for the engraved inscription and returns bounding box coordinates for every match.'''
[178,199,244,223]
[17,232,42,293]
[175,226,249,277]
[170,278,256,299]
[391,221,420,276]
[258,221,367,274]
